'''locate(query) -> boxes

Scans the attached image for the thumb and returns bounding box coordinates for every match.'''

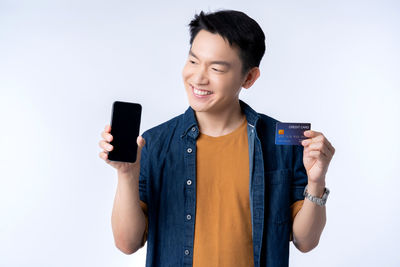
[135,136,146,163]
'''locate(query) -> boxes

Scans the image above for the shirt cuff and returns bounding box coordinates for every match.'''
[139,200,149,247]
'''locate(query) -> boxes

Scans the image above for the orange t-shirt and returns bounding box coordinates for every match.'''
[139,118,304,264]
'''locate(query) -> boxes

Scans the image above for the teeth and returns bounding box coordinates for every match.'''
[193,86,212,95]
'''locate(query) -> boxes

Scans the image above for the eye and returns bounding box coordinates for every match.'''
[189,60,196,64]
[212,68,222,72]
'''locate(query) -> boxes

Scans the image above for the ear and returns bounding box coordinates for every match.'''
[241,67,260,89]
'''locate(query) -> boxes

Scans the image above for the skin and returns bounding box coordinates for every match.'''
[181,29,260,136]
[99,125,147,254]
[293,130,335,252]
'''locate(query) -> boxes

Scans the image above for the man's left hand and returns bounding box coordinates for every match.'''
[301,130,335,187]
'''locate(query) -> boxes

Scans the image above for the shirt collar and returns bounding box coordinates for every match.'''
[181,99,260,138]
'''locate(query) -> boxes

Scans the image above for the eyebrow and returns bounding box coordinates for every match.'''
[189,50,231,68]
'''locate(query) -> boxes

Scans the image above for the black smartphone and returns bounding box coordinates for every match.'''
[108,101,142,163]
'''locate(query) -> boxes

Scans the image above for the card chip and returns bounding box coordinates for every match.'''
[278,129,284,135]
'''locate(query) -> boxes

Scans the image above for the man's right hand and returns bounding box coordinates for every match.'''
[99,124,146,178]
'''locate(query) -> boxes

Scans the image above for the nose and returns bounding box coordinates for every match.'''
[193,65,209,85]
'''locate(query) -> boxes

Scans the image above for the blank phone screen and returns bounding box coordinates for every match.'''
[108,101,142,163]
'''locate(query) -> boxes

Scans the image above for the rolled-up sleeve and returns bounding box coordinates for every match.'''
[289,144,308,241]
[138,131,150,247]
[290,144,308,204]
[139,200,148,247]
[289,200,304,241]
[138,131,150,204]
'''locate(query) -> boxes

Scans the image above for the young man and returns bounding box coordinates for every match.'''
[100,9,335,267]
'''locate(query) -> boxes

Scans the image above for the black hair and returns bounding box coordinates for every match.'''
[187,9,266,77]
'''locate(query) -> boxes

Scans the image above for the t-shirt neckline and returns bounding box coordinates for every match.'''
[199,117,247,140]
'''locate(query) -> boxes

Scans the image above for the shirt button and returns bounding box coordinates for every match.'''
[187,179,192,185]
[185,249,190,255]
[191,127,196,131]
[186,214,191,220]
[187,148,192,153]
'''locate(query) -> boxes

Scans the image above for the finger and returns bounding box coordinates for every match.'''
[99,139,105,149]
[135,136,146,163]
[304,130,322,138]
[301,131,323,146]
[306,150,330,164]
[311,134,325,143]
[301,138,312,146]
[100,140,113,151]
[312,135,335,155]
[324,141,334,155]
[302,133,333,150]
[101,131,113,142]
[105,124,111,133]
[326,139,335,155]
[138,135,146,147]
[99,151,109,161]
[301,135,323,146]
[305,141,333,158]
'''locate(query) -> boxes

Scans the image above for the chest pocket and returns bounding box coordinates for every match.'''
[266,168,292,224]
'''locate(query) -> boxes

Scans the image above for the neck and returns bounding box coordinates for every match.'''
[194,99,245,137]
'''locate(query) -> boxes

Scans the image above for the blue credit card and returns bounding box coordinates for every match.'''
[275,122,311,145]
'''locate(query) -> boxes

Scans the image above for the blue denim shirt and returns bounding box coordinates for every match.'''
[139,99,308,267]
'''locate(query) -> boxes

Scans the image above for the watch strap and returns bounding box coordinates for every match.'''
[303,185,330,206]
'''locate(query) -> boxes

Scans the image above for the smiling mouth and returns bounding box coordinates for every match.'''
[190,84,213,96]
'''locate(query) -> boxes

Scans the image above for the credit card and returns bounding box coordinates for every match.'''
[275,122,311,145]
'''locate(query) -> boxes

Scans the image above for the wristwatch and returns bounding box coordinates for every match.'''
[303,185,330,206]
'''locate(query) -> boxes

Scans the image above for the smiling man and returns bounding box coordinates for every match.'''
[106,9,335,267]
[182,29,249,137]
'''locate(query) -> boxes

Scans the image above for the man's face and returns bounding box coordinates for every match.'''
[182,29,246,114]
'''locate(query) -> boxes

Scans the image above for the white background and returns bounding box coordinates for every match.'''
[1,0,399,266]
